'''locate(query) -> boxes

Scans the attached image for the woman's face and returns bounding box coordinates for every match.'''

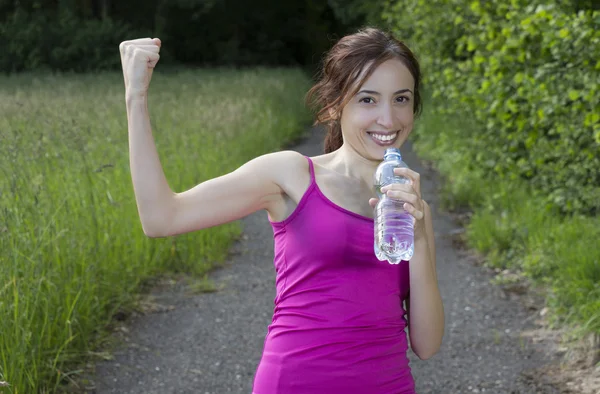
[339,58,416,160]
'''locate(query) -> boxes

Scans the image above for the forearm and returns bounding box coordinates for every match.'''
[407,236,444,359]
[126,94,175,236]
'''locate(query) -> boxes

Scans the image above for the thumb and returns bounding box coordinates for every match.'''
[369,198,379,209]
[147,51,160,68]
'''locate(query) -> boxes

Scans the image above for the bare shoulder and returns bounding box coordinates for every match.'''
[258,150,319,222]
[258,150,308,185]
[265,149,307,165]
[251,149,311,204]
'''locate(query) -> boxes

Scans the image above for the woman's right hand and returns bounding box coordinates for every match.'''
[119,38,161,98]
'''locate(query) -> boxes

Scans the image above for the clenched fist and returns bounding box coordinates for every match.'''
[119,38,161,98]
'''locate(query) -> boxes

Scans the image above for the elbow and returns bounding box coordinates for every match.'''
[410,334,444,360]
[140,218,169,238]
[414,346,440,360]
[139,207,176,238]
[142,226,165,238]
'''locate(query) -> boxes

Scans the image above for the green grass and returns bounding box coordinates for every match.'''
[412,102,600,338]
[0,67,312,393]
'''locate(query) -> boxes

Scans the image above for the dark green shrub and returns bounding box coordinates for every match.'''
[0,9,140,73]
[383,1,600,215]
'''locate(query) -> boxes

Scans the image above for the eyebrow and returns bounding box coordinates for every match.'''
[357,89,413,95]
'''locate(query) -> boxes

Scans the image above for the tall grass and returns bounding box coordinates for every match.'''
[0,68,312,393]
[412,103,600,339]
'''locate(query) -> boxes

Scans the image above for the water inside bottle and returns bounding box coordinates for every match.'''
[374,198,414,263]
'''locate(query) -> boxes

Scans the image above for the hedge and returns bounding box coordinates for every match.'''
[382,0,600,215]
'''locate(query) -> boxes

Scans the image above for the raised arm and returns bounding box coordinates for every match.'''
[120,38,291,238]
[146,152,293,237]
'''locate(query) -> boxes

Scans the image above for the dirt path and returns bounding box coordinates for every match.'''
[87,127,562,394]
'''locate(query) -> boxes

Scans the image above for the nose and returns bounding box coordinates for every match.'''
[376,103,394,129]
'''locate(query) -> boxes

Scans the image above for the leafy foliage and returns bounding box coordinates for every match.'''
[382,1,600,215]
[0,0,353,73]
[0,7,140,72]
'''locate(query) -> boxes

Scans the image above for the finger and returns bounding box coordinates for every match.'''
[136,45,160,53]
[119,38,161,57]
[393,166,419,179]
[381,183,412,193]
[394,167,420,183]
[369,198,379,209]
[120,38,155,48]
[134,49,160,68]
[394,167,421,198]
[125,45,160,58]
[385,190,420,205]
[403,202,424,220]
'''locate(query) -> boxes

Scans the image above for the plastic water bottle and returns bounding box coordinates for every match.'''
[374,148,414,264]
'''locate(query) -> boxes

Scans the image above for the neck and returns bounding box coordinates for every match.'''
[329,143,381,186]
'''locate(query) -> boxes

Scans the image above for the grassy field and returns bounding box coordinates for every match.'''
[0,68,312,393]
[412,104,600,341]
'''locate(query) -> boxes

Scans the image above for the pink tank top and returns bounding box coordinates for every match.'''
[252,156,414,394]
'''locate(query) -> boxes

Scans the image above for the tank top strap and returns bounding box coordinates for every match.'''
[304,155,316,185]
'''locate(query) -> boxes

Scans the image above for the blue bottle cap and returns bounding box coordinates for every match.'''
[384,148,401,161]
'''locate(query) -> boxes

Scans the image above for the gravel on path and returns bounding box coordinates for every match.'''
[88,127,561,394]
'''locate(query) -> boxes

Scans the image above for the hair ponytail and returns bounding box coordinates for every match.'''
[323,121,343,153]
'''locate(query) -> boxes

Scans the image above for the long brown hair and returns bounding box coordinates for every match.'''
[305,27,423,153]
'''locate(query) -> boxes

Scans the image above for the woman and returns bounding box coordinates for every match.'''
[119,27,444,394]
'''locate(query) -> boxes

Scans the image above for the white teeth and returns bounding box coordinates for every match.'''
[370,132,397,142]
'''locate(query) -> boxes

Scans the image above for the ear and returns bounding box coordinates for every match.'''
[328,107,338,120]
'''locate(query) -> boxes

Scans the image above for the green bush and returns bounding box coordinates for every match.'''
[410,100,600,336]
[382,1,600,215]
[0,9,140,73]
[0,0,355,73]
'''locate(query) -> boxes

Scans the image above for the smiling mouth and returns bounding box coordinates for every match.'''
[367,131,399,145]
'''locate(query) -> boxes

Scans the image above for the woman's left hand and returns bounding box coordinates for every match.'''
[368,167,426,237]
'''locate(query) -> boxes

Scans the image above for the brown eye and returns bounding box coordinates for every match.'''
[359,97,375,104]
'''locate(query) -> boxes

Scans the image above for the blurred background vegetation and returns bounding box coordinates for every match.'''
[0,0,363,73]
[0,0,598,392]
